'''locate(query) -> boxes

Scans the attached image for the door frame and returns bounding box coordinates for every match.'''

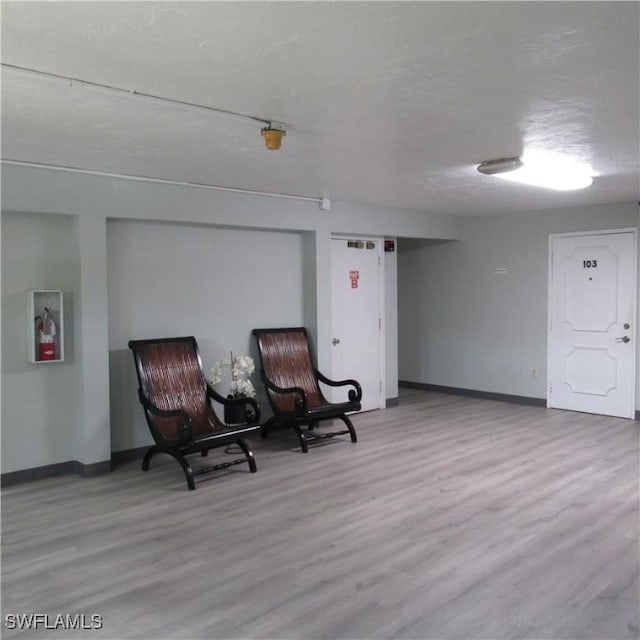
[546,227,638,417]
[331,234,386,411]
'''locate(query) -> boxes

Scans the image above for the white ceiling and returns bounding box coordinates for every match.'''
[1,1,638,216]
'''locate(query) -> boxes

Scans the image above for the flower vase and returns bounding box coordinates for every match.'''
[224,397,246,425]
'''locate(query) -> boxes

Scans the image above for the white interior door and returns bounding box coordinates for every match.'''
[548,229,637,418]
[331,237,384,412]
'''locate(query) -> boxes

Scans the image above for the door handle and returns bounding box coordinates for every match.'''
[615,336,630,343]
[332,338,340,346]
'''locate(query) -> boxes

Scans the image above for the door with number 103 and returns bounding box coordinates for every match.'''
[548,229,637,419]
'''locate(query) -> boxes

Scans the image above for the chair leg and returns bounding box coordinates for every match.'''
[142,446,159,471]
[236,439,257,473]
[142,446,196,490]
[292,425,309,453]
[168,452,196,490]
[341,415,358,443]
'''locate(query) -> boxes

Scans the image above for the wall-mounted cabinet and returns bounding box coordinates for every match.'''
[29,290,64,363]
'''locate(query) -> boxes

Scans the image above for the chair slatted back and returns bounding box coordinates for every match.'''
[254,328,325,412]
[130,337,222,439]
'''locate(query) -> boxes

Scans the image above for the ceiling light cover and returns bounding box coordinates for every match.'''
[477,157,523,175]
[262,127,286,150]
[496,164,593,191]
[478,154,593,190]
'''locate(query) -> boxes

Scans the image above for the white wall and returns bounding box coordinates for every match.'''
[398,202,639,407]
[1,162,461,474]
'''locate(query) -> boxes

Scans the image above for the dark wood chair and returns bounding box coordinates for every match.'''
[252,327,361,452]
[128,336,261,490]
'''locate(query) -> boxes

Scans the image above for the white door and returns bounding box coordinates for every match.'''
[548,229,637,418]
[331,237,384,412]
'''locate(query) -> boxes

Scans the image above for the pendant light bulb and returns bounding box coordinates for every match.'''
[261,126,286,150]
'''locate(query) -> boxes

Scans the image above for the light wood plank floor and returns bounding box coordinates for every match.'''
[2,389,639,640]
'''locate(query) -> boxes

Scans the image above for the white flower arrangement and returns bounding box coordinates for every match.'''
[210,352,256,398]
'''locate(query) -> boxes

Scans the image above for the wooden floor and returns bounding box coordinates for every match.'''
[2,389,639,640]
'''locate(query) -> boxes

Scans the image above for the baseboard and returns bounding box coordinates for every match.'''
[385,397,399,408]
[2,445,186,487]
[1,459,111,487]
[111,446,148,466]
[398,380,546,408]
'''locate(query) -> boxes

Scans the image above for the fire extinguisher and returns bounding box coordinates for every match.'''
[36,307,57,361]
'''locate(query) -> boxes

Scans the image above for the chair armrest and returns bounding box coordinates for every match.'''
[260,370,308,412]
[315,371,363,403]
[137,389,192,445]
[206,384,261,424]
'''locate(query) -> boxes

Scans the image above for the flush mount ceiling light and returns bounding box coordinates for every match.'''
[477,154,593,190]
[477,157,523,175]
[261,125,286,150]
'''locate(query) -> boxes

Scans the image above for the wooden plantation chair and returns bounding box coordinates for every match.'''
[252,327,361,452]
[128,336,261,490]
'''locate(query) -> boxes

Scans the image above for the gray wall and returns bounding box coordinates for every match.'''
[398,202,639,405]
[107,220,305,452]
[1,212,82,471]
[385,241,398,401]
[1,162,460,474]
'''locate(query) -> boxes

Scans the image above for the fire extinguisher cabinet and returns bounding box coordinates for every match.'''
[29,290,64,363]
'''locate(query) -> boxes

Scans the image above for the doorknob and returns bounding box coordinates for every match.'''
[615,336,630,343]
[332,338,341,346]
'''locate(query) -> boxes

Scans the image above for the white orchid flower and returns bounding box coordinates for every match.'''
[209,352,257,398]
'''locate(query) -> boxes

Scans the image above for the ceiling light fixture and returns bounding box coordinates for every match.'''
[477,154,593,191]
[261,125,286,150]
[477,157,523,175]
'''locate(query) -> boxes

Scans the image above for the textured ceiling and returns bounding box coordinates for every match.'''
[1,1,638,216]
